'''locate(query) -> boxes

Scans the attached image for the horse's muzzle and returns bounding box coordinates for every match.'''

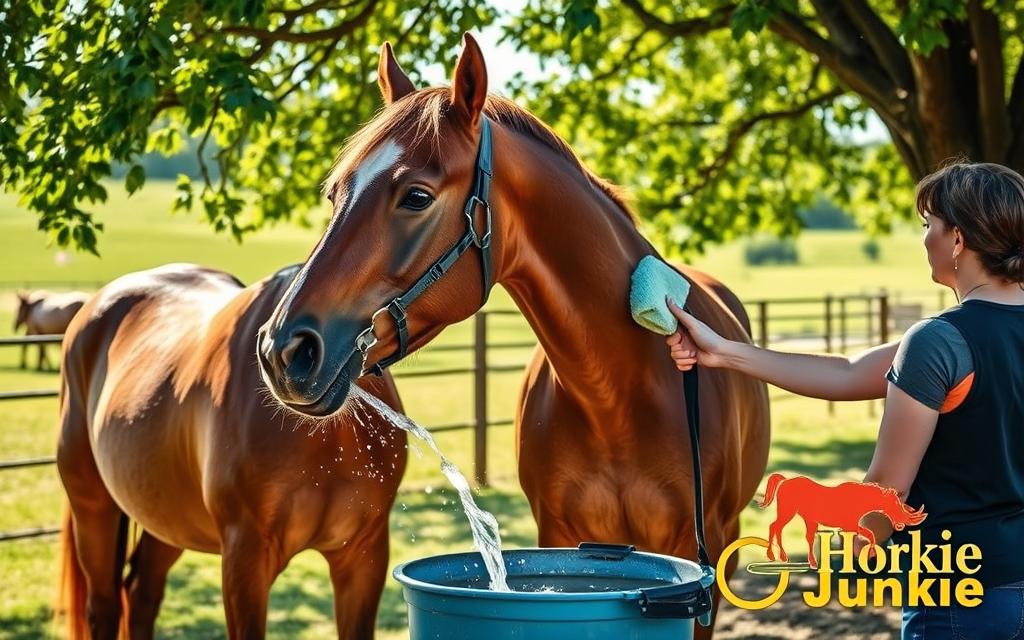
[257,320,360,416]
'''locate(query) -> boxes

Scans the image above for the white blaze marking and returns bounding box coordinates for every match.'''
[348,138,403,216]
[274,138,404,327]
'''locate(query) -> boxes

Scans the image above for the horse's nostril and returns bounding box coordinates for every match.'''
[281,328,323,380]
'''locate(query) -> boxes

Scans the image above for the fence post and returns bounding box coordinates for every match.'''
[474,312,489,488]
[824,295,834,417]
[758,301,768,348]
[839,297,847,353]
[879,290,890,344]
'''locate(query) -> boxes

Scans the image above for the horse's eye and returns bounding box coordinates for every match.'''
[399,188,434,211]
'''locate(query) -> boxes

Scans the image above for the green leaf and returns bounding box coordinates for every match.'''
[125,164,146,194]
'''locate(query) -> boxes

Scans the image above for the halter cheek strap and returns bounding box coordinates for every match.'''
[356,117,495,376]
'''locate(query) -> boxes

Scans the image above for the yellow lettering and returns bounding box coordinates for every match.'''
[955,544,983,575]
[955,579,984,607]
[837,579,868,607]
[803,572,831,608]
[873,577,904,607]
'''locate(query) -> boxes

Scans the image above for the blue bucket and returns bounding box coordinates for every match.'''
[393,543,715,640]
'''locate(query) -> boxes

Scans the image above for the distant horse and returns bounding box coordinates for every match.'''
[57,264,407,639]
[257,36,770,636]
[759,473,928,568]
[14,290,89,370]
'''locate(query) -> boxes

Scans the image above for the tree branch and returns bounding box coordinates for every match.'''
[620,1,734,38]
[684,88,843,196]
[839,0,914,91]
[221,0,378,44]
[267,0,359,20]
[275,38,341,101]
[808,0,867,56]
[767,11,903,123]
[967,0,1010,161]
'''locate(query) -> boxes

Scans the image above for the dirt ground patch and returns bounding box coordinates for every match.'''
[715,570,902,639]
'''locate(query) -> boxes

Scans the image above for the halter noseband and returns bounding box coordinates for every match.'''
[356,117,495,377]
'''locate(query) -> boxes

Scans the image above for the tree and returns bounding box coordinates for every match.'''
[503,0,1024,253]
[1,0,493,252]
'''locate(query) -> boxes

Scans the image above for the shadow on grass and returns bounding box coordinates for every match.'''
[766,438,876,479]
[2,605,54,640]
[150,485,533,638]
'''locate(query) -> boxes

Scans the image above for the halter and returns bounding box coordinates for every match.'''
[356,117,495,377]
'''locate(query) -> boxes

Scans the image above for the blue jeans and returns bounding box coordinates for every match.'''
[903,581,1024,639]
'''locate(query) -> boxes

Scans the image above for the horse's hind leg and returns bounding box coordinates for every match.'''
[58,413,129,638]
[62,489,129,639]
[220,525,286,639]
[322,519,390,640]
[125,531,183,639]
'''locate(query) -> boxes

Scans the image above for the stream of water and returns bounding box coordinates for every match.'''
[350,385,510,592]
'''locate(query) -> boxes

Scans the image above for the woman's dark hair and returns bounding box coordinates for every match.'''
[916,161,1024,283]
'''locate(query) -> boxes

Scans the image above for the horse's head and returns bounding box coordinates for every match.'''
[879,487,927,530]
[14,291,33,332]
[258,34,498,416]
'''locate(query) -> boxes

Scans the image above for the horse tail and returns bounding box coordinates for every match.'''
[56,507,89,640]
[758,473,786,508]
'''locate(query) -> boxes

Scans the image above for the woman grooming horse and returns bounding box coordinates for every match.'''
[257,35,771,636]
[57,263,407,639]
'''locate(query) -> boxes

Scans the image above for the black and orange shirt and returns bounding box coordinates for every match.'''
[887,299,1024,587]
[885,317,975,413]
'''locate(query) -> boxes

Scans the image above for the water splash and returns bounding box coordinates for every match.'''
[351,386,510,591]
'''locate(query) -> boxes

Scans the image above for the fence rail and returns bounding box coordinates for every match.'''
[0,288,940,542]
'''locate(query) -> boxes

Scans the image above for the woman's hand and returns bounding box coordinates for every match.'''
[665,300,732,370]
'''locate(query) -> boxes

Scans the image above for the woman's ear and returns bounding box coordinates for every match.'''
[451,33,488,127]
[378,42,416,105]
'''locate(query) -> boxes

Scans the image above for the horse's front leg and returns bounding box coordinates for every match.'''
[321,519,390,640]
[220,526,285,640]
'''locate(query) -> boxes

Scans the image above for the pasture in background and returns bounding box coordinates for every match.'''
[0,181,940,637]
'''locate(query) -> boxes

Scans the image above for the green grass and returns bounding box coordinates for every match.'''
[0,180,932,637]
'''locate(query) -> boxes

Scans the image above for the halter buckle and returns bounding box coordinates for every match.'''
[465,195,492,249]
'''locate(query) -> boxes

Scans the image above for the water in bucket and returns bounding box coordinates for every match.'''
[351,385,510,591]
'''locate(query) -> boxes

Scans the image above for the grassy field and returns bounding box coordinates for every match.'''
[0,181,942,638]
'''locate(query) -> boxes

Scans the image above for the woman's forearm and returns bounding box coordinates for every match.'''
[720,340,897,401]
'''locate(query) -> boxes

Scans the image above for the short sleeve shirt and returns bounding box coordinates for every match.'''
[884,317,974,411]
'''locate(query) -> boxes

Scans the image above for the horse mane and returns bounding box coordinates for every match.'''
[324,87,636,226]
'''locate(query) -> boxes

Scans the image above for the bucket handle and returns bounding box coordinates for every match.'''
[577,542,636,561]
[638,566,715,625]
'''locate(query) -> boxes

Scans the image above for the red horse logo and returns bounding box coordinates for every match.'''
[758,473,927,568]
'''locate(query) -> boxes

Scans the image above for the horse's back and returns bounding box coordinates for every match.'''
[60,264,245,550]
[27,290,91,334]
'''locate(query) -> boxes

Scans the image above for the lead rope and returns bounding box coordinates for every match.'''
[682,304,714,628]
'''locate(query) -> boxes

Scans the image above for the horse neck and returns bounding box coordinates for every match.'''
[492,130,677,408]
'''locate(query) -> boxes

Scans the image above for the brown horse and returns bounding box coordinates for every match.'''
[258,36,770,635]
[56,263,407,639]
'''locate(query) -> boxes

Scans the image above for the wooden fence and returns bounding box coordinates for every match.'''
[0,289,940,542]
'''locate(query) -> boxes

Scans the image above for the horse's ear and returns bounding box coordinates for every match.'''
[451,33,488,127]
[378,42,416,105]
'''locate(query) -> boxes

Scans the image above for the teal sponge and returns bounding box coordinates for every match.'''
[629,255,691,335]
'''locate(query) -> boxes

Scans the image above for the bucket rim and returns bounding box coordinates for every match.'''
[392,546,705,602]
